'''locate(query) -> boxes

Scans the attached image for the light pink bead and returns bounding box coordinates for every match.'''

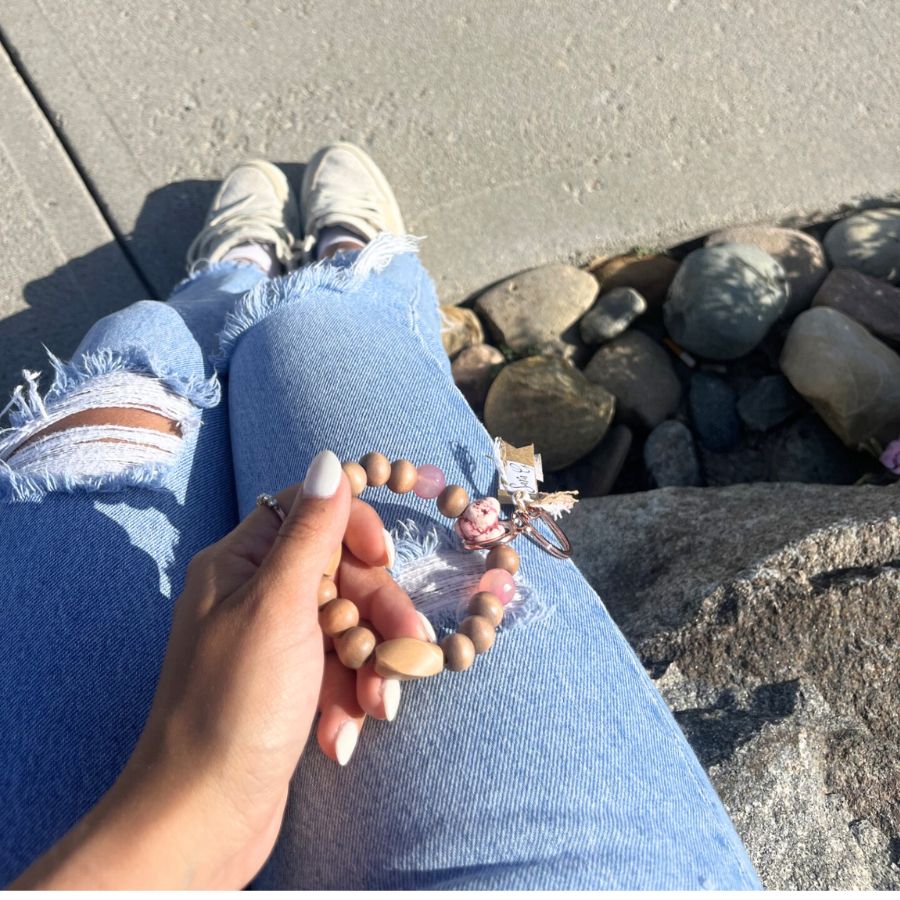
[479,568,517,606]
[414,464,446,499]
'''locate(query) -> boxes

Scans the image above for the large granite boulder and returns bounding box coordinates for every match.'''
[568,483,900,890]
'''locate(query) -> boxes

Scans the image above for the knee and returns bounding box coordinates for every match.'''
[0,347,219,502]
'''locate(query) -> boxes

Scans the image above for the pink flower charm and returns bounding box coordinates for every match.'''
[454,497,507,546]
[880,438,900,475]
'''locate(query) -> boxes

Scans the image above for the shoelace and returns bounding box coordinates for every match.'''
[187,194,295,269]
[302,188,387,263]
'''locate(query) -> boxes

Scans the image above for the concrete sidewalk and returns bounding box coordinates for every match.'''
[2,0,899,397]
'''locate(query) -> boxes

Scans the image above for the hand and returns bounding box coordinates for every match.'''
[12,450,430,889]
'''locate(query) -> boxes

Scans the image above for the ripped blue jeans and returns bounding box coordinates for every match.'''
[0,237,761,889]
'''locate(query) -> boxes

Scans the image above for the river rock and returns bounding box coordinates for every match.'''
[483,355,615,471]
[583,331,681,430]
[643,420,702,487]
[811,267,900,345]
[567,482,900,889]
[589,252,680,308]
[706,225,827,318]
[823,207,900,285]
[475,264,597,362]
[736,375,804,432]
[579,287,647,344]
[780,307,900,448]
[451,343,505,414]
[766,413,872,485]
[689,372,742,452]
[440,306,484,358]
[576,423,633,496]
[664,243,789,360]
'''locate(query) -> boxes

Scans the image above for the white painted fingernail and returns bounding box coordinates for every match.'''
[416,610,437,643]
[382,678,401,722]
[303,450,342,498]
[383,528,395,568]
[335,720,358,766]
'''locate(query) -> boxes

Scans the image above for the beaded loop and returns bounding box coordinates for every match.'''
[263,452,565,680]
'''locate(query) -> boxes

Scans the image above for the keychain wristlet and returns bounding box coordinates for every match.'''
[258,439,577,680]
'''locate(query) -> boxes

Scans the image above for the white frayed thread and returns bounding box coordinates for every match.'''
[0,347,218,502]
[0,372,197,461]
[214,232,424,369]
[6,425,184,482]
[389,519,548,631]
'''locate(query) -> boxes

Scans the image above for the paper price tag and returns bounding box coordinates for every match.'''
[504,459,538,494]
[493,437,544,504]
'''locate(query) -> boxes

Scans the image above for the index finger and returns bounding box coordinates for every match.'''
[337,549,430,643]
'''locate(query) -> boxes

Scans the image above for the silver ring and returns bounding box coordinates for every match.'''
[256,493,286,523]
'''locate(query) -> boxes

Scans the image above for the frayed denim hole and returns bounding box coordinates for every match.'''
[388,519,550,636]
[212,232,424,371]
[0,352,216,502]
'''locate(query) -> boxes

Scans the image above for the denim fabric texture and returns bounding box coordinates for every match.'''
[0,238,762,889]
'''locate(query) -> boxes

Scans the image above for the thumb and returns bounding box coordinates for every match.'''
[254,449,351,603]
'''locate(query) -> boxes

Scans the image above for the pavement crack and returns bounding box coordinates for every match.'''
[0,24,157,300]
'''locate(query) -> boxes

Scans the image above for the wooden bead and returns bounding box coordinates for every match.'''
[437,484,469,518]
[486,545,520,576]
[342,461,368,496]
[317,576,338,607]
[335,626,376,670]
[458,615,496,654]
[324,545,342,578]
[441,633,476,672]
[319,598,359,637]
[374,637,445,680]
[360,451,391,487]
[467,591,504,627]
[387,459,418,494]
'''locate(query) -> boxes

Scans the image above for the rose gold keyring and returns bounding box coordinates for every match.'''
[516,506,572,559]
[460,506,572,559]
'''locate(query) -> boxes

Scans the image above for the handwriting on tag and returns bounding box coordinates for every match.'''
[495,438,543,504]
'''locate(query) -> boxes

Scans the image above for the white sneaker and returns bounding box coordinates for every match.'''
[300,142,405,263]
[186,160,299,273]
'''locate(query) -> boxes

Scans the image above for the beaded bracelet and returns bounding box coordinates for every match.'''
[311,451,572,682]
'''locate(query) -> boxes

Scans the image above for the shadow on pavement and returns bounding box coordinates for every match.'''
[2,163,310,404]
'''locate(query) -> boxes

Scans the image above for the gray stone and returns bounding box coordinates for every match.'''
[697,442,767,486]
[688,372,742,452]
[767,413,872,485]
[812,267,900,345]
[579,287,647,344]
[780,307,900,448]
[579,423,633,496]
[483,355,615,471]
[736,375,804,432]
[583,331,681,430]
[824,208,900,285]
[450,343,505,414]
[475,264,597,362]
[567,482,900,889]
[664,243,789,360]
[706,225,828,318]
[643,420,702,486]
[439,306,484,358]
[589,253,680,309]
